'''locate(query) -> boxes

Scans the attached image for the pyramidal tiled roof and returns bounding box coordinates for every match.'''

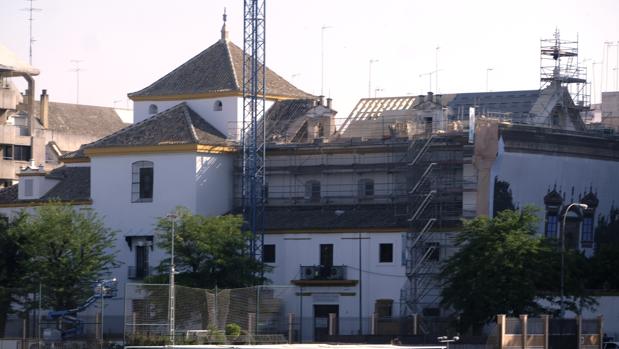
[128,39,313,100]
[62,103,227,159]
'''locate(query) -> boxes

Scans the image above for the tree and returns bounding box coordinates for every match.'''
[440,207,593,333]
[586,214,619,290]
[11,203,118,311]
[150,208,266,288]
[0,212,30,337]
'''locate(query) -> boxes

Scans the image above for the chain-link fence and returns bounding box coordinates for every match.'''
[0,285,123,348]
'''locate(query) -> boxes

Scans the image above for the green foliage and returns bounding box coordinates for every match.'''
[149,208,267,288]
[10,203,118,310]
[225,323,241,337]
[0,212,30,337]
[493,178,516,215]
[440,207,594,333]
[586,215,619,290]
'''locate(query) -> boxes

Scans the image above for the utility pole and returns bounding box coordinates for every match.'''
[486,68,493,92]
[70,60,84,104]
[21,0,42,65]
[368,59,379,98]
[435,46,440,93]
[320,25,332,96]
[167,213,177,346]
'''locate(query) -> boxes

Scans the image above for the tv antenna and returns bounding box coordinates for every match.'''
[70,60,84,104]
[21,0,42,65]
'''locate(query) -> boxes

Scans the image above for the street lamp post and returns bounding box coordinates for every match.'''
[559,202,588,317]
[167,213,178,346]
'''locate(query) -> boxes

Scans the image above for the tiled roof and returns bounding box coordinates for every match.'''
[442,90,541,119]
[42,167,90,201]
[26,101,126,138]
[61,103,227,159]
[128,39,313,99]
[0,166,90,205]
[261,99,317,142]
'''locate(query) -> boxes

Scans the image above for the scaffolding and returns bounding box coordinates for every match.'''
[242,0,267,268]
[540,30,590,115]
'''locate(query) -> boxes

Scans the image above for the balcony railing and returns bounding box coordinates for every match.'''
[299,265,346,281]
[127,266,157,280]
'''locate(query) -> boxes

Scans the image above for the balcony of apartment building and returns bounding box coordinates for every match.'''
[291,265,358,287]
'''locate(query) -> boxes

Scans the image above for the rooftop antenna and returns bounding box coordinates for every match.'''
[435,46,440,93]
[21,0,42,65]
[320,25,333,96]
[70,60,84,104]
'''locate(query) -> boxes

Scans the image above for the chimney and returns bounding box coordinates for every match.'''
[435,94,442,105]
[326,98,332,109]
[417,95,425,103]
[427,91,434,103]
[40,89,49,128]
[318,95,324,106]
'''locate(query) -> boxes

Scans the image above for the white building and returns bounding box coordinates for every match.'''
[1,22,619,341]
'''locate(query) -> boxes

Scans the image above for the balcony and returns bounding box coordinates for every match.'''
[127,266,157,280]
[291,265,358,287]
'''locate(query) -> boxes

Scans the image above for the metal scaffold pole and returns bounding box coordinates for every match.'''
[242,0,266,277]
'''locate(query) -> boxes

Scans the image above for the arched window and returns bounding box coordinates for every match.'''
[358,178,374,199]
[305,180,321,202]
[148,104,158,115]
[214,100,223,111]
[132,161,154,202]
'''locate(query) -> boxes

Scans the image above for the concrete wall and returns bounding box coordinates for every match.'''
[490,141,619,254]
[195,153,234,216]
[265,232,406,328]
[134,98,276,141]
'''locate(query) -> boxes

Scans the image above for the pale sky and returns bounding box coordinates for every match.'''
[1,0,618,118]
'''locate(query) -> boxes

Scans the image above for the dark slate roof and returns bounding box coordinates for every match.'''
[442,90,541,119]
[42,167,90,201]
[61,103,227,159]
[265,205,408,231]
[128,39,313,99]
[20,101,126,138]
[0,185,17,204]
[262,99,317,141]
[0,166,90,205]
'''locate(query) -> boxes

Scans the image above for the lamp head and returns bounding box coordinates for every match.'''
[577,203,588,209]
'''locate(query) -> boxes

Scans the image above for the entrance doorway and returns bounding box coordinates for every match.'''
[314,304,338,342]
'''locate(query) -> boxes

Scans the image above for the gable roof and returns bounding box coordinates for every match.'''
[62,102,228,159]
[23,101,126,138]
[0,166,90,206]
[261,99,317,142]
[128,39,313,100]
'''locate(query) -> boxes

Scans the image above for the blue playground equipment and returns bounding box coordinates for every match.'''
[47,278,118,339]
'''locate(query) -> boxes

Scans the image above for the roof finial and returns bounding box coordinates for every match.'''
[221,8,229,41]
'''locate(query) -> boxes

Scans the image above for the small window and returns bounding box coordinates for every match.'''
[13,146,31,161]
[148,104,158,115]
[24,179,33,197]
[305,180,321,202]
[320,244,334,267]
[358,178,374,199]
[132,161,154,202]
[2,144,13,160]
[379,243,393,263]
[214,100,223,111]
[263,244,276,263]
[581,217,593,243]
[545,215,558,239]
